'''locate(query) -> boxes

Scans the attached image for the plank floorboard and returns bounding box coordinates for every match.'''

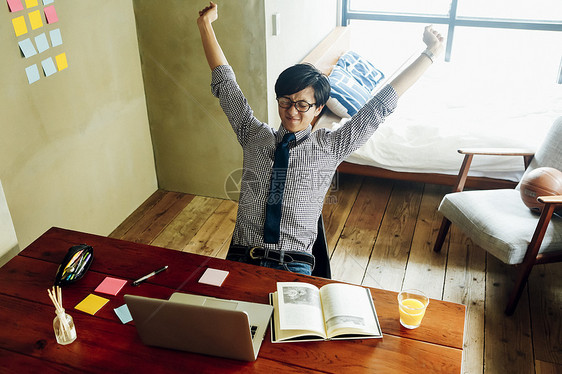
[109,189,168,239]
[151,196,222,250]
[485,254,533,374]
[330,177,392,285]
[363,180,423,291]
[444,225,486,374]
[401,183,449,299]
[322,174,363,255]
[110,173,561,373]
[528,262,562,365]
[535,360,562,374]
[120,191,194,244]
[183,199,237,257]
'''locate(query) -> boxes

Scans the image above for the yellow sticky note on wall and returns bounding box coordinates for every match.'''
[25,0,38,8]
[55,53,68,71]
[12,16,28,37]
[75,294,109,315]
[28,9,43,30]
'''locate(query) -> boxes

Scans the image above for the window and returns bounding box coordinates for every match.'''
[349,0,450,16]
[456,0,561,22]
[343,0,562,62]
[342,1,562,146]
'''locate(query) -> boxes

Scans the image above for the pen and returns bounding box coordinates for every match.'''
[132,266,168,286]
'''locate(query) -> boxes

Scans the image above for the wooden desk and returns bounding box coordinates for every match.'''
[0,227,465,373]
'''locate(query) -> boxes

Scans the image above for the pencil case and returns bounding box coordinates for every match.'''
[54,244,94,286]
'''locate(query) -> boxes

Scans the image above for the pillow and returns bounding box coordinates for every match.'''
[326,51,385,118]
[336,51,384,93]
[326,66,372,118]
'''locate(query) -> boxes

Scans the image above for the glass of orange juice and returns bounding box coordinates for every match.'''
[398,289,429,329]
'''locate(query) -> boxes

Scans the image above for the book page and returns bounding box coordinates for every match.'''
[319,283,381,337]
[276,282,326,336]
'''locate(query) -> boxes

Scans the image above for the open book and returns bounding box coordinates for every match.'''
[269,282,382,343]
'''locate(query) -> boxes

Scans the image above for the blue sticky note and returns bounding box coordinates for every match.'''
[41,57,57,77]
[49,28,62,47]
[114,304,133,324]
[25,64,40,84]
[18,38,37,58]
[34,33,49,53]
[42,0,54,4]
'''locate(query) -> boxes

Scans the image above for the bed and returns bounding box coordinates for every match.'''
[301,26,556,189]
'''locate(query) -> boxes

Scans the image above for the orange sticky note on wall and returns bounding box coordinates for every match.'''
[12,16,28,36]
[55,53,68,71]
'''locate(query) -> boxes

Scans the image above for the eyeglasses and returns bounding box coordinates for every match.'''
[277,97,316,112]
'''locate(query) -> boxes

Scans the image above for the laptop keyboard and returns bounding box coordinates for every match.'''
[250,325,258,339]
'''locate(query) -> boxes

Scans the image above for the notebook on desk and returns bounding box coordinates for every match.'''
[124,293,273,362]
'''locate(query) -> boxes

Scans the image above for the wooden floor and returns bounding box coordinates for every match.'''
[110,174,562,374]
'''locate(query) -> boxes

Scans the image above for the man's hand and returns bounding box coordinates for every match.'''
[198,1,218,25]
[423,25,444,56]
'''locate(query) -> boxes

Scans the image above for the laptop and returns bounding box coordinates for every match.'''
[124,293,273,361]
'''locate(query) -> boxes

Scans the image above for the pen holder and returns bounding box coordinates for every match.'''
[54,244,94,286]
[53,309,77,345]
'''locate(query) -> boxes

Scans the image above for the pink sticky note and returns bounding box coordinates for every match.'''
[198,268,229,287]
[7,0,24,12]
[43,4,58,23]
[95,277,128,296]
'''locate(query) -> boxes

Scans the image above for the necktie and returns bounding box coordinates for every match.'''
[263,132,296,244]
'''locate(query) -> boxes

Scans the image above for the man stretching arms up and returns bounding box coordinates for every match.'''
[197,2,444,275]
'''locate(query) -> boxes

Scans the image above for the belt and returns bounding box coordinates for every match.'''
[228,245,315,268]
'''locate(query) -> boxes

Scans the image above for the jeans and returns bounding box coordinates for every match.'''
[226,255,312,276]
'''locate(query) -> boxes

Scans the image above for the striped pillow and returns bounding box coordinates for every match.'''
[327,66,372,118]
[336,51,384,92]
[326,52,384,118]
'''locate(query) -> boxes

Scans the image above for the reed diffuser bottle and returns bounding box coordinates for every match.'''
[48,286,77,345]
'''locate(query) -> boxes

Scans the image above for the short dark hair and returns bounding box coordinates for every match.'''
[274,63,330,107]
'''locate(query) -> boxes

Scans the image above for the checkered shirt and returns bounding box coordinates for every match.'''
[211,65,397,254]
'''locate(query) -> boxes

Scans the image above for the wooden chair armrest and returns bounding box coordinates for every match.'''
[538,195,562,204]
[458,148,535,157]
[453,148,536,193]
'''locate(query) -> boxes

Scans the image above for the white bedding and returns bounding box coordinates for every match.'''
[314,103,556,182]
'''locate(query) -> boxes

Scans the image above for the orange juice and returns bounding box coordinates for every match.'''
[398,298,427,328]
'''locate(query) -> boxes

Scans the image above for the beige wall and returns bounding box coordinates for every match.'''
[133,0,266,199]
[135,0,338,199]
[0,0,157,248]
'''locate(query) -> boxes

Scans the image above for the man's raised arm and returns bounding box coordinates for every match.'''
[197,2,228,70]
[389,25,444,97]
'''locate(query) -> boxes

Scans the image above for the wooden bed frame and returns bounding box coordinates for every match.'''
[302,26,518,190]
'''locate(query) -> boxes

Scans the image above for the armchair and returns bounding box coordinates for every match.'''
[433,116,562,315]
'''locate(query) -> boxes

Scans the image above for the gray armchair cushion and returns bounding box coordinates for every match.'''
[439,189,562,264]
